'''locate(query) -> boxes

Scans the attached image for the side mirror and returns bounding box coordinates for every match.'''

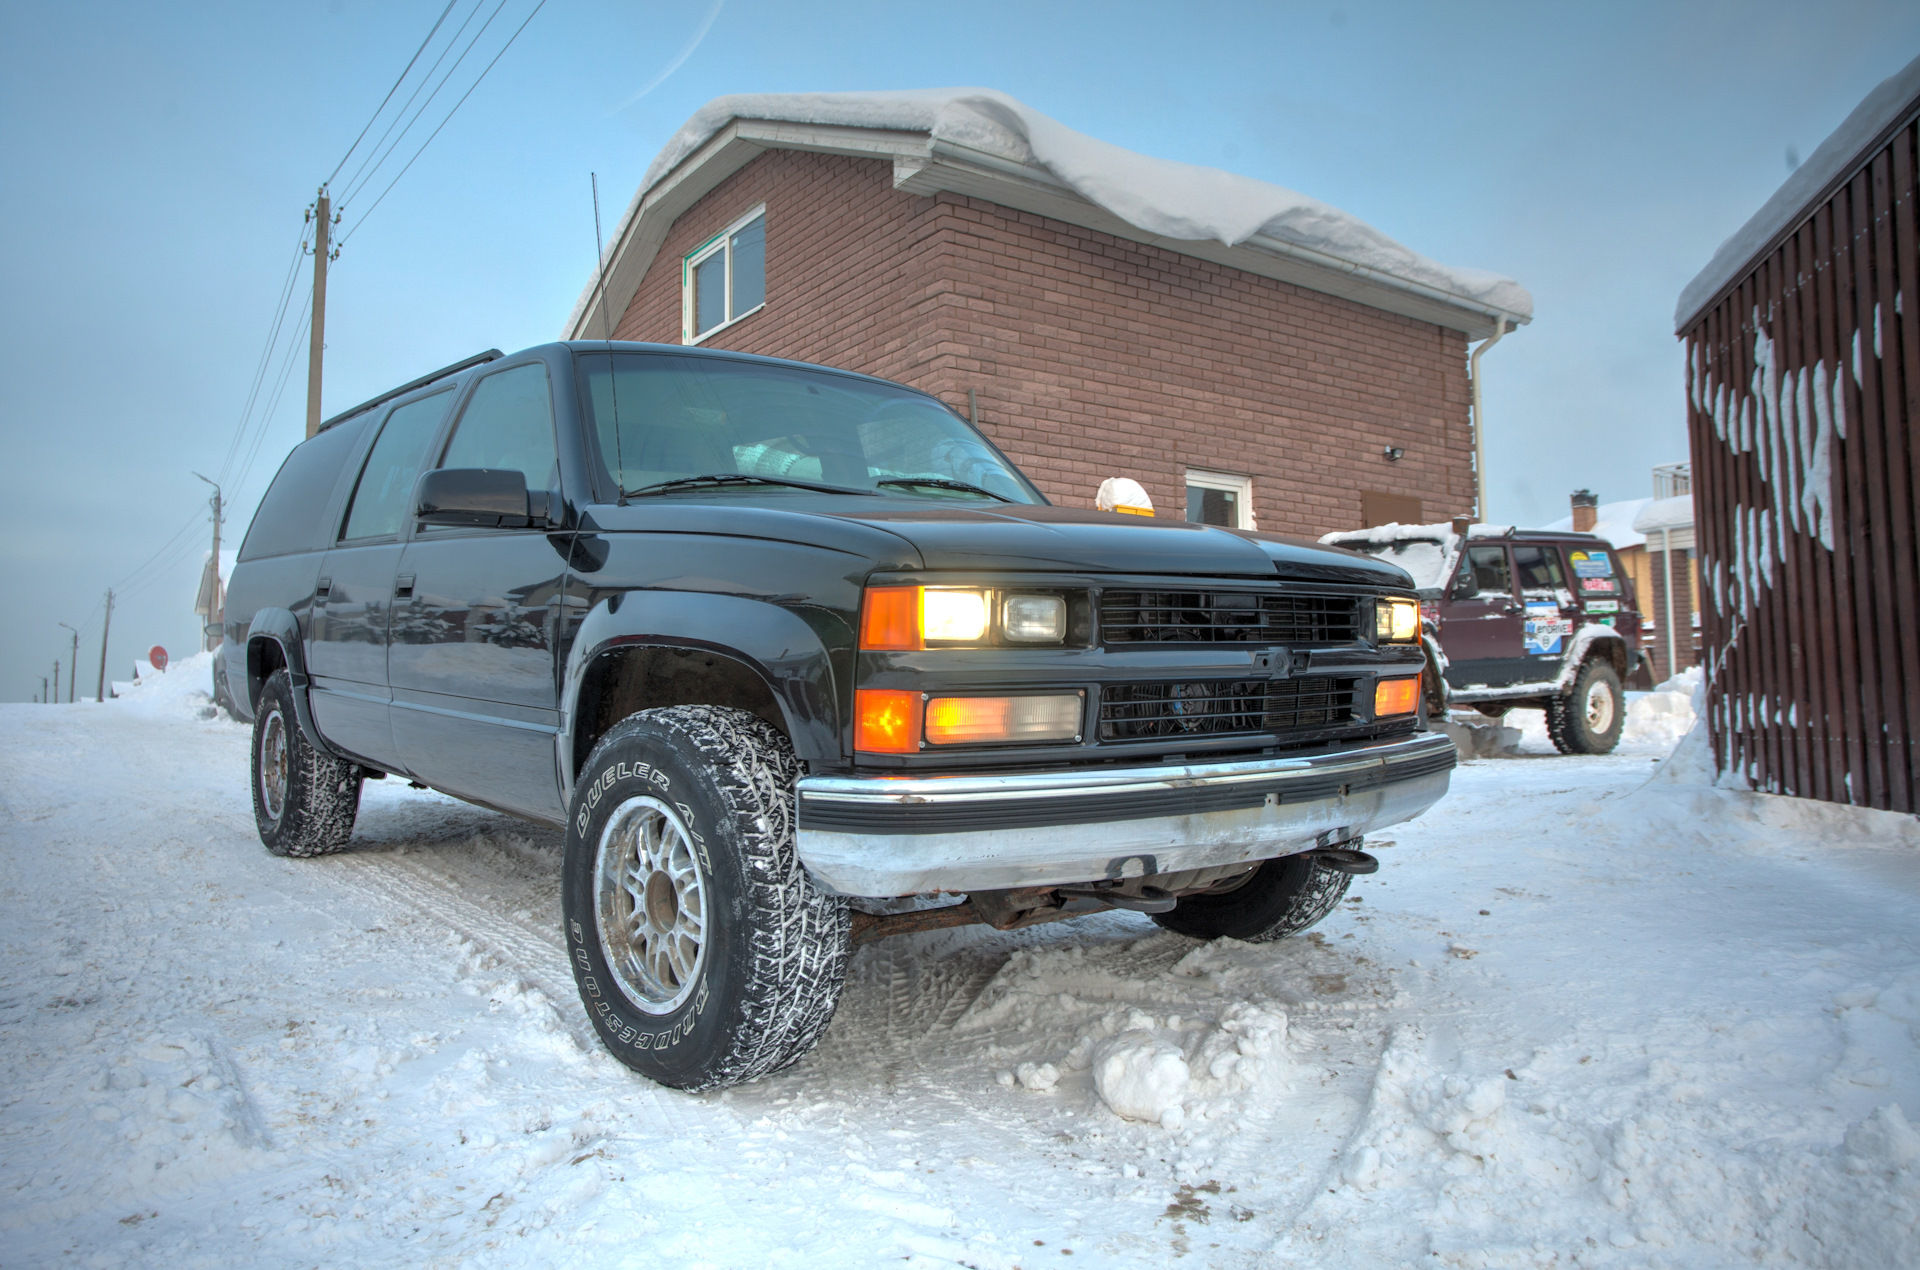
[414,468,551,528]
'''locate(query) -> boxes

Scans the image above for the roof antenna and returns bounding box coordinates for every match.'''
[591,172,627,505]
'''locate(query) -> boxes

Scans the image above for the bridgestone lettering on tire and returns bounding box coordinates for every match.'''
[1150,852,1351,942]
[251,668,362,857]
[1547,659,1625,755]
[562,705,851,1091]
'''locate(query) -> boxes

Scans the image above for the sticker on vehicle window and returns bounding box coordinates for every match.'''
[1523,600,1571,655]
[1580,577,1617,592]
[1585,600,1619,613]
[1569,550,1613,578]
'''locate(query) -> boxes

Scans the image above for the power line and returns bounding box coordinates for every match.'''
[231,300,314,503]
[324,0,462,189]
[339,0,550,243]
[336,0,491,208]
[216,225,312,489]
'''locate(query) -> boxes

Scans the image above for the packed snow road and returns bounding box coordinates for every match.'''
[2,664,1916,1268]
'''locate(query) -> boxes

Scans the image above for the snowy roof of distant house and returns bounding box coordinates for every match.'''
[568,89,1533,343]
[1632,494,1694,535]
[1539,497,1653,550]
[1676,53,1920,332]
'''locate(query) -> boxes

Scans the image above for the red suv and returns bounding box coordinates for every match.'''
[1320,523,1644,753]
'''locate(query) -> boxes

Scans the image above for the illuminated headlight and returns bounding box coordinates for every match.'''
[1001,594,1066,643]
[921,589,990,642]
[1375,598,1420,643]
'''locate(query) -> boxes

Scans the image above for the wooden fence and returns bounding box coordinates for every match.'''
[1679,112,1919,812]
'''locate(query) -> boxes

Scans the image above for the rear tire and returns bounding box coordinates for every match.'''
[1547,659,1624,754]
[562,706,850,1090]
[251,669,362,856]
[1151,853,1351,942]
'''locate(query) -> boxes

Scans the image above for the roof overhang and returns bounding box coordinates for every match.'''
[568,119,1528,343]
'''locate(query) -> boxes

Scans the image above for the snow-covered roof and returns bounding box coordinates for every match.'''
[1676,53,1920,332]
[1539,497,1653,551]
[569,89,1533,343]
[1632,494,1694,534]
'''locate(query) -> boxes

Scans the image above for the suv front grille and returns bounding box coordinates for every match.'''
[1098,676,1358,742]
[1099,589,1361,645]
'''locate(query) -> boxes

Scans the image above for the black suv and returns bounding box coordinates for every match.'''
[221,341,1456,1089]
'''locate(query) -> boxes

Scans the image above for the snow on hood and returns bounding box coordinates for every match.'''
[639,89,1532,321]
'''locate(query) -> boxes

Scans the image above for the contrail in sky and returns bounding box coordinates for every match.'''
[613,0,725,112]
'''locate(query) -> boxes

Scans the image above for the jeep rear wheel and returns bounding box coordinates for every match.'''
[1150,852,1351,942]
[251,669,362,856]
[562,706,850,1090]
[1546,659,1624,755]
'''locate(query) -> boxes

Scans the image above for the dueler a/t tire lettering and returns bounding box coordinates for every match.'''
[1151,853,1351,943]
[251,668,362,857]
[562,705,851,1090]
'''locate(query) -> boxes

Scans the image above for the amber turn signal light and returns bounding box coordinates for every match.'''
[1374,676,1421,717]
[860,587,921,651]
[854,688,922,752]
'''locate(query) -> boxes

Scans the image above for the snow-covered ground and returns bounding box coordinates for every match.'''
[3,658,1916,1267]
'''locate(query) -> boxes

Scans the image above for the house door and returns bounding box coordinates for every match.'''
[1440,544,1530,689]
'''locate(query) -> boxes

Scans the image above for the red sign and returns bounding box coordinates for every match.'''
[148,645,169,672]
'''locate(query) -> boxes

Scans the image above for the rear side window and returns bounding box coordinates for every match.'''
[236,414,369,561]
[1452,545,1514,599]
[340,390,454,541]
[1512,544,1567,591]
[1566,547,1620,596]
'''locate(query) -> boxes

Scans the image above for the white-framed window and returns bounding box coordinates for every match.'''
[681,205,767,344]
[1185,468,1256,530]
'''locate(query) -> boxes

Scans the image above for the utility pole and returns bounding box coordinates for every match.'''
[305,187,335,438]
[58,622,77,702]
[193,473,225,651]
[41,678,49,705]
[95,589,113,704]
[52,660,58,705]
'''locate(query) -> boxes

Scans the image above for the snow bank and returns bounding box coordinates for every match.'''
[106,649,226,722]
[637,90,1532,320]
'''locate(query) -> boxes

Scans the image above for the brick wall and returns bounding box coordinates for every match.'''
[615,149,1474,539]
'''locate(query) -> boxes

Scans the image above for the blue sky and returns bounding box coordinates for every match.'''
[2,0,1916,700]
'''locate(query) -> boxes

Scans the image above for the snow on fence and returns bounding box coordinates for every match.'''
[1677,92,1920,812]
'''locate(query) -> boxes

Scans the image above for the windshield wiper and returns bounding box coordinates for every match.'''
[875,477,1013,502]
[626,473,877,498]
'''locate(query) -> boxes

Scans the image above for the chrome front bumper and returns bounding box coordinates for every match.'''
[795,730,1456,897]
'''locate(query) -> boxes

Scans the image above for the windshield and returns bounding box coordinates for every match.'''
[577,352,1044,503]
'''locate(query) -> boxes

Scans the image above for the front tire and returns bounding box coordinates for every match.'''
[562,706,850,1090]
[1547,659,1624,754]
[1151,853,1352,942]
[251,669,362,856]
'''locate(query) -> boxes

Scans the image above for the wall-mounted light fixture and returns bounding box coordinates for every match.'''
[1382,445,1405,461]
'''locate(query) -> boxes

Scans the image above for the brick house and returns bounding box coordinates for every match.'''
[568,91,1531,539]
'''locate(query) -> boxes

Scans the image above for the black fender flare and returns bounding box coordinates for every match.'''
[559,591,842,801]
[245,608,341,760]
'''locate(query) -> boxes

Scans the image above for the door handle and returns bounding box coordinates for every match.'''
[315,576,332,598]
[395,574,415,599]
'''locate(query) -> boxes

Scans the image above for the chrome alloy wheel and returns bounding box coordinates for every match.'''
[594,796,708,1014]
[1584,677,1617,734]
[258,708,289,823]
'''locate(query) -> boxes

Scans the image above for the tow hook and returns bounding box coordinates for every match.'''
[1054,881,1178,913]
[1301,847,1379,875]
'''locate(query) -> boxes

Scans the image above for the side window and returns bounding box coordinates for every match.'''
[236,413,368,560]
[339,390,453,541]
[683,206,767,343]
[1185,469,1255,529]
[438,363,558,493]
[1512,544,1567,591]
[1453,545,1514,599]
[1566,547,1620,595]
